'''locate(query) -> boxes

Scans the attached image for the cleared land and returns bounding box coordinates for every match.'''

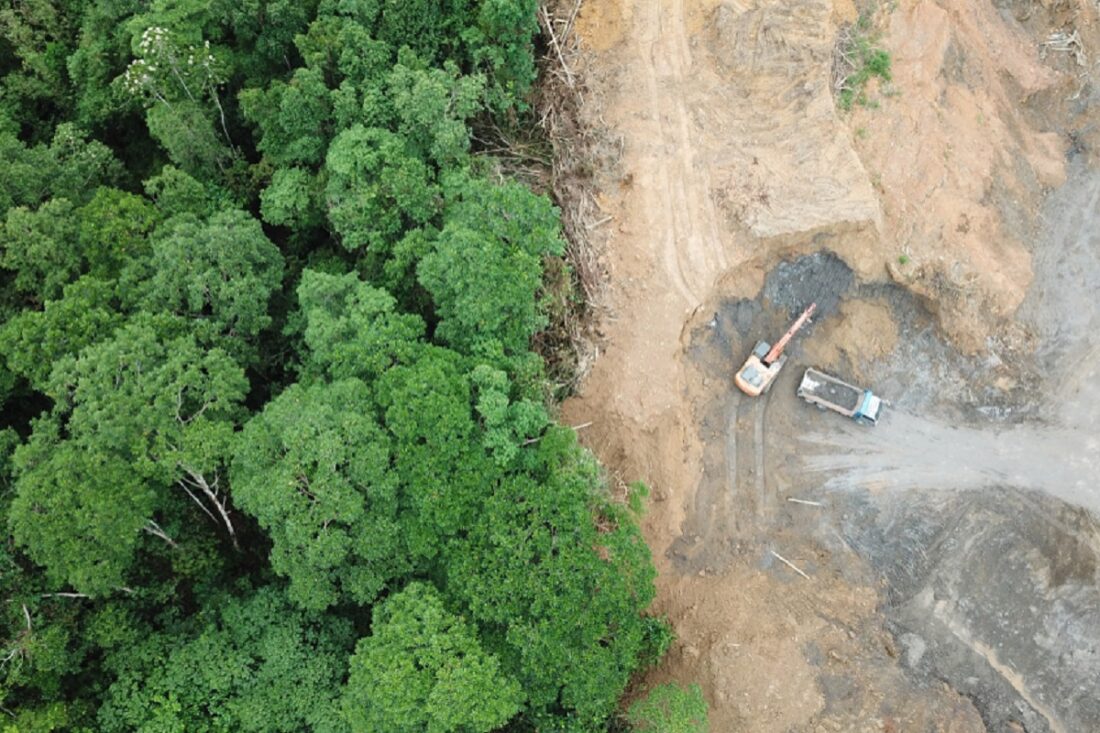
[564,0,1100,729]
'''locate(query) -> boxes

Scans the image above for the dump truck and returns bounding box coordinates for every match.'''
[796,368,883,425]
[734,303,817,397]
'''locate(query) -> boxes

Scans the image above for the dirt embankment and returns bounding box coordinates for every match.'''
[851,0,1080,355]
[563,0,1100,729]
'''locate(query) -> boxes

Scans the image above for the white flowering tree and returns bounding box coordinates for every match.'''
[121,27,236,174]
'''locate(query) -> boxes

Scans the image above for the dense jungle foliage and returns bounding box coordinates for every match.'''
[0,1,674,730]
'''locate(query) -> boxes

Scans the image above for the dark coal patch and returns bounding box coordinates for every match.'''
[762,250,855,318]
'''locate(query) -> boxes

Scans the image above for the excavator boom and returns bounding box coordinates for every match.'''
[764,303,817,364]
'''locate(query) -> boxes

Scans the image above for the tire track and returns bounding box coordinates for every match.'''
[633,0,728,307]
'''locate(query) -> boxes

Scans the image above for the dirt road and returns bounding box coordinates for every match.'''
[565,0,1100,729]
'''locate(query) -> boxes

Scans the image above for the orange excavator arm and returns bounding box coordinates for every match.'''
[764,303,817,364]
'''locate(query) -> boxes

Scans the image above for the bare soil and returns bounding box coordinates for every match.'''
[561,0,1100,730]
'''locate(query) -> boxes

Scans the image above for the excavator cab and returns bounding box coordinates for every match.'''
[734,304,816,397]
[734,344,785,396]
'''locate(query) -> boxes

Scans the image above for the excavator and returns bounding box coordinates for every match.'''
[734,303,817,397]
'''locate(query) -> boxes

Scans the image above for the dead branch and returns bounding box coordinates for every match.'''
[540,6,575,87]
[523,421,593,445]
[178,478,219,525]
[1040,28,1087,67]
[40,592,90,599]
[142,519,179,548]
[178,465,240,550]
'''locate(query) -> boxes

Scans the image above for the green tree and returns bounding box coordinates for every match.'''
[76,187,159,278]
[119,25,235,176]
[259,167,324,230]
[386,58,484,166]
[0,0,80,132]
[1,187,154,306]
[239,67,333,168]
[324,125,437,254]
[37,123,123,204]
[1,199,81,303]
[45,315,249,486]
[65,0,143,128]
[342,582,522,733]
[132,209,284,363]
[443,427,656,728]
[221,0,316,84]
[373,347,498,559]
[292,11,391,91]
[627,684,709,733]
[143,164,228,219]
[470,363,547,467]
[0,276,122,389]
[0,117,120,213]
[232,379,408,611]
[418,174,564,359]
[98,586,352,733]
[375,0,454,62]
[463,0,539,111]
[9,428,153,596]
[8,317,250,594]
[0,0,669,726]
[144,99,231,178]
[296,269,425,383]
[1,429,99,727]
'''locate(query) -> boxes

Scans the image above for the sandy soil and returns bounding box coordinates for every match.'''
[562,0,1100,729]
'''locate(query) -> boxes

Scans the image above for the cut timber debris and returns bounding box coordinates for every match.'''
[1040,29,1086,67]
[787,497,824,507]
[770,550,811,580]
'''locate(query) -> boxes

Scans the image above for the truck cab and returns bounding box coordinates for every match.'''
[854,391,882,425]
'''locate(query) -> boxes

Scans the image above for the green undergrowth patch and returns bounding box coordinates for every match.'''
[835,13,894,110]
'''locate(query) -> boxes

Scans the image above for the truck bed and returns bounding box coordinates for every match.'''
[797,368,864,415]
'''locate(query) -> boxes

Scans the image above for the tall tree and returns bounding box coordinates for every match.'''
[1,199,81,303]
[130,209,284,364]
[9,428,153,596]
[296,269,425,383]
[324,125,437,255]
[443,427,656,728]
[0,275,122,390]
[10,316,249,594]
[342,582,522,733]
[232,379,408,611]
[373,346,500,560]
[418,174,564,361]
